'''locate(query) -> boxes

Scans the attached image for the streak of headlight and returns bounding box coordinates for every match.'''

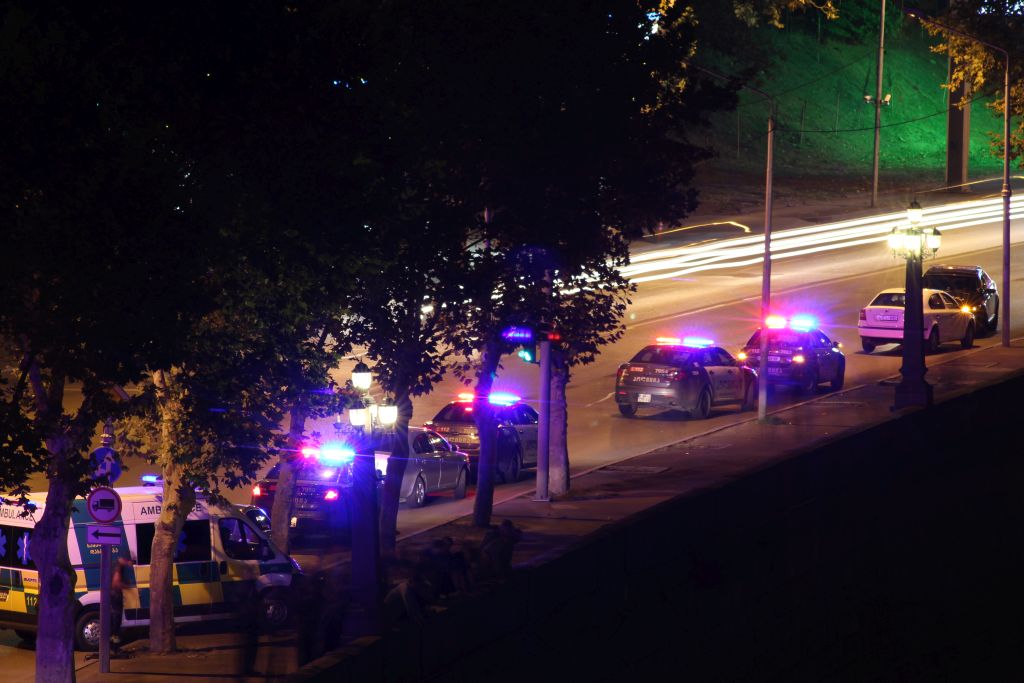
[622,196,1020,283]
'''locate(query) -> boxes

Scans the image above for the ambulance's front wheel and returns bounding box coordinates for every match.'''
[259,588,290,631]
[14,629,36,643]
[74,607,102,651]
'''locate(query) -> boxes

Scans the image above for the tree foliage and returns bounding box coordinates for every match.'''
[923,1,1024,166]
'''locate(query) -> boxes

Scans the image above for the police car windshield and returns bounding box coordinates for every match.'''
[746,329,811,348]
[629,346,693,365]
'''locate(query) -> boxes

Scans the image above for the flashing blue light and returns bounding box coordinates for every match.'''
[682,336,715,348]
[789,315,817,331]
[502,326,534,342]
[319,443,355,465]
[141,474,161,485]
[488,391,521,406]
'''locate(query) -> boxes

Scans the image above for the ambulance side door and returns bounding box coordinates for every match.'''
[214,516,272,615]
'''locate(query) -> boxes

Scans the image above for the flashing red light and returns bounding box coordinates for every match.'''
[301,446,320,459]
[324,489,339,501]
[457,392,475,402]
[252,485,262,497]
[765,315,787,329]
[547,331,562,341]
[656,336,682,345]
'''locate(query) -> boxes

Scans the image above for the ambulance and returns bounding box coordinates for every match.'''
[0,485,301,650]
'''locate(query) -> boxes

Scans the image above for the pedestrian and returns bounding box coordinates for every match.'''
[110,555,133,654]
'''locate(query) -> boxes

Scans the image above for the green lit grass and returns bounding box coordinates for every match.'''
[697,16,1003,199]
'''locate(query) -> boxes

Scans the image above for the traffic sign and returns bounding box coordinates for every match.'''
[86,525,122,545]
[86,487,122,524]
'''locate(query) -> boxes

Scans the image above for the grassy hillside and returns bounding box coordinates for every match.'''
[693,5,1004,208]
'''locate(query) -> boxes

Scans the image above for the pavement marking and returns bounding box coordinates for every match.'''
[585,392,615,407]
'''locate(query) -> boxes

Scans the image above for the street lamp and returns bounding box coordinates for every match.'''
[906,8,1012,347]
[345,363,396,635]
[688,63,775,421]
[891,199,942,410]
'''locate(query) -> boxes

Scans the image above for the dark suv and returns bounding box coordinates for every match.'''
[922,264,998,334]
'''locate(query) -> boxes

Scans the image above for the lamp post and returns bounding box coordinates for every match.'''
[345,361,397,635]
[688,63,775,421]
[906,8,1012,347]
[891,200,942,410]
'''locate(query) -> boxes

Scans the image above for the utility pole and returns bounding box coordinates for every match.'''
[871,0,886,208]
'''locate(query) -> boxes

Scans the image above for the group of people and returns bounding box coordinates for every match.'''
[384,519,524,626]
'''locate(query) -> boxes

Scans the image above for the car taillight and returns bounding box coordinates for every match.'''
[859,309,866,321]
[667,369,681,381]
[792,354,806,364]
[252,485,262,497]
[616,365,627,382]
[324,489,339,501]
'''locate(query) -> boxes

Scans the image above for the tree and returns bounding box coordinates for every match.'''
[0,4,210,679]
[922,1,1024,165]
[368,1,738,524]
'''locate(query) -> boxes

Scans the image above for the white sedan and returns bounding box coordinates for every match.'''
[858,287,975,354]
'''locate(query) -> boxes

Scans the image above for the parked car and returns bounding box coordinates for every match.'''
[614,336,757,418]
[922,264,998,334]
[858,287,975,353]
[738,315,845,393]
[373,428,471,508]
[425,392,537,484]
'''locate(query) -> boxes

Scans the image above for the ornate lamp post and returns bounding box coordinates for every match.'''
[345,361,396,635]
[890,200,942,410]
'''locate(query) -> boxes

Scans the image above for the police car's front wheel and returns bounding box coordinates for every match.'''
[74,607,101,651]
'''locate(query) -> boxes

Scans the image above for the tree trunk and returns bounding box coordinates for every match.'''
[472,338,502,528]
[270,404,307,553]
[548,351,570,496]
[379,389,412,557]
[34,438,78,683]
[148,461,195,654]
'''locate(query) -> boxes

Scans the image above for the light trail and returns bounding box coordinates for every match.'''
[623,196,1022,283]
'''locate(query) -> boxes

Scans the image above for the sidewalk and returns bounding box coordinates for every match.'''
[74,340,1024,682]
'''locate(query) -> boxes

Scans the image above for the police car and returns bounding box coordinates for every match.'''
[0,486,300,651]
[739,315,846,392]
[425,392,538,484]
[615,337,757,418]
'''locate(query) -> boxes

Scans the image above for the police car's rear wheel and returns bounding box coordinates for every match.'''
[618,403,637,417]
[498,448,521,484]
[692,387,712,420]
[741,380,756,411]
[411,476,427,508]
[453,468,468,499]
[74,608,101,651]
